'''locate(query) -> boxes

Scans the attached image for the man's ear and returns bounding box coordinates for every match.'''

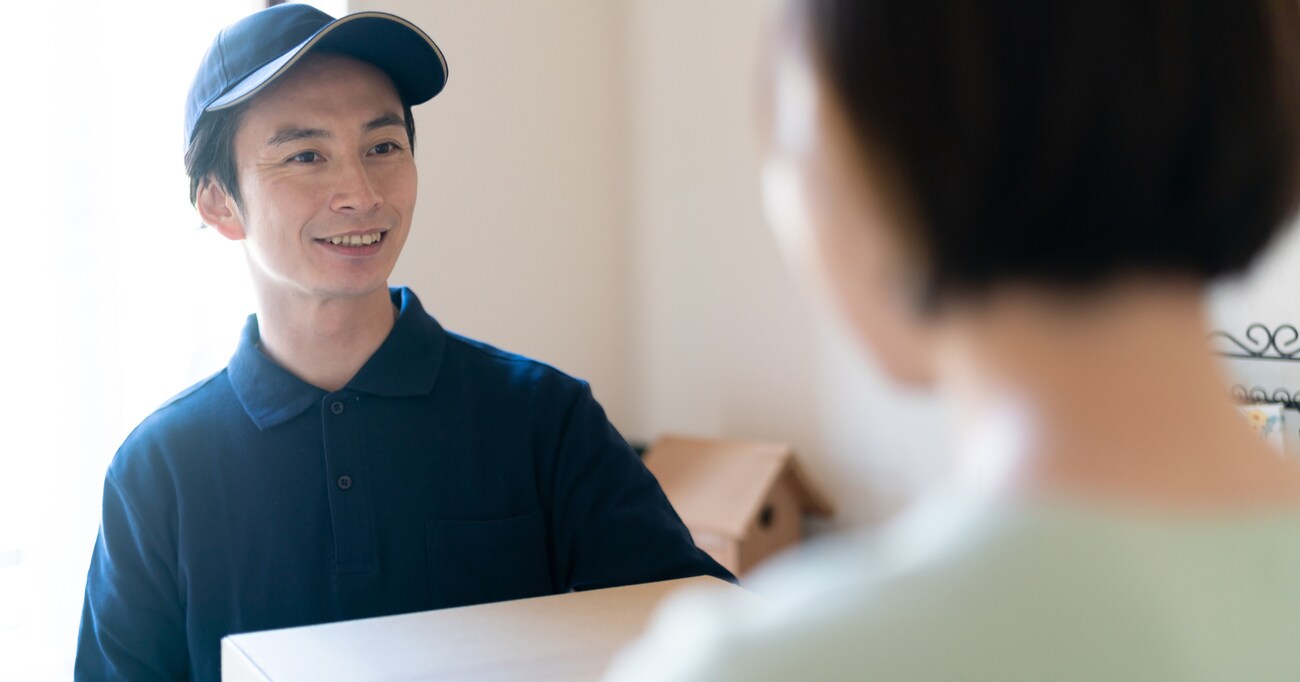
[196,178,247,241]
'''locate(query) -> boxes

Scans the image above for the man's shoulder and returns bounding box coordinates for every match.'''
[139,367,236,431]
[442,331,591,396]
[109,368,237,476]
[156,366,232,411]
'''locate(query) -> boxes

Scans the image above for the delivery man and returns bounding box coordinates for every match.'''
[75,6,730,681]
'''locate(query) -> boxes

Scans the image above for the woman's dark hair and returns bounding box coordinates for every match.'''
[184,101,416,210]
[797,0,1300,306]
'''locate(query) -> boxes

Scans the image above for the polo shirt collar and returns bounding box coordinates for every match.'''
[347,287,445,397]
[228,287,446,431]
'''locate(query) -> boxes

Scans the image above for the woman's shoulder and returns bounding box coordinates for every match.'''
[606,493,1300,681]
[605,493,1023,681]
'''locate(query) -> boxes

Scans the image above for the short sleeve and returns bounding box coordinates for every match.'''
[546,382,735,591]
[75,470,188,681]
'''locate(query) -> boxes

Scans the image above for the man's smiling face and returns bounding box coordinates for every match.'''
[205,52,417,303]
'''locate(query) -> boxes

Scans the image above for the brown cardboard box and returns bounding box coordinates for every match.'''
[222,576,748,682]
[643,435,833,577]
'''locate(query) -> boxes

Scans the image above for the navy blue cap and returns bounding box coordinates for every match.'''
[184,4,448,152]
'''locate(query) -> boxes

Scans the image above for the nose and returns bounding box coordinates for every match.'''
[329,156,382,214]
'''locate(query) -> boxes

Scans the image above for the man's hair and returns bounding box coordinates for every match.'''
[184,97,417,209]
[796,0,1300,307]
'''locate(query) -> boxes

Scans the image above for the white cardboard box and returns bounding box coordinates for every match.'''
[223,576,747,681]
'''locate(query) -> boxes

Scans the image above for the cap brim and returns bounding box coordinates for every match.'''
[208,11,448,111]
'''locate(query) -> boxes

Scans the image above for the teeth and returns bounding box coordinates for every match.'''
[326,232,381,246]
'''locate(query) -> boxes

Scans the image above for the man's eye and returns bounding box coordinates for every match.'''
[289,151,320,163]
[372,142,402,155]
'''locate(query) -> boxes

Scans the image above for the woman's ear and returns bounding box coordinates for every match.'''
[195,178,246,241]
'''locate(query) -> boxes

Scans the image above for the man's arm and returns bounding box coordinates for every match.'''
[76,470,188,681]
[546,382,736,591]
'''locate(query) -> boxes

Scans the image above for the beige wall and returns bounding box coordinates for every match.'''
[625,1,947,525]
[352,0,633,426]
[351,0,947,526]
[624,0,819,443]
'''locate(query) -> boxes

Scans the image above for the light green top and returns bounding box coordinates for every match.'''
[605,491,1300,681]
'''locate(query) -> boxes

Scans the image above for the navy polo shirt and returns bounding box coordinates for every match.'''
[76,287,731,682]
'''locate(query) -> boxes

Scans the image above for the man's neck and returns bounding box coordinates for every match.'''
[253,285,398,392]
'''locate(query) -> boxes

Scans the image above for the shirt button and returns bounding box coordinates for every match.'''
[330,401,345,415]
[337,475,353,490]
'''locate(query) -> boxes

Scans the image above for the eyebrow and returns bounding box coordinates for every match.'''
[265,113,406,146]
[267,126,329,146]
[364,113,406,132]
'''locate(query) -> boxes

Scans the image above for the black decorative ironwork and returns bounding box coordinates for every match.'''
[1210,323,1300,360]
[1214,324,1300,407]
[1229,384,1300,410]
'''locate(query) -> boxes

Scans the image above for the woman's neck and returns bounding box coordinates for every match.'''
[938,278,1300,509]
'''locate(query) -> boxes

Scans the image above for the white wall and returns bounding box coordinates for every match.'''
[1212,221,1300,335]
[1211,220,1300,392]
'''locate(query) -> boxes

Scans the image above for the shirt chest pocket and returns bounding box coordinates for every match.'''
[425,509,554,610]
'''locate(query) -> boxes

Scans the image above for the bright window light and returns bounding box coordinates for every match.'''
[0,1,269,677]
